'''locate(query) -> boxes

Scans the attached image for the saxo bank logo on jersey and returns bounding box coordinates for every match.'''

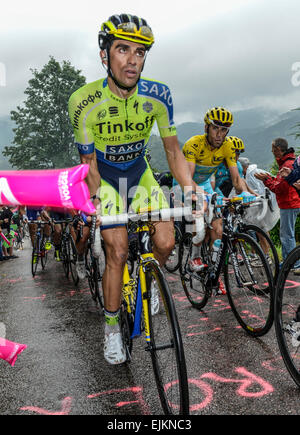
[139,80,173,107]
[105,140,145,163]
[139,79,174,122]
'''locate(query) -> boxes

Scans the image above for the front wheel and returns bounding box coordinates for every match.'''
[41,250,48,270]
[164,224,182,273]
[31,247,39,277]
[275,246,300,387]
[69,237,79,286]
[224,232,274,337]
[243,224,279,282]
[179,233,210,310]
[145,260,189,415]
[61,241,70,278]
[86,250,104,311]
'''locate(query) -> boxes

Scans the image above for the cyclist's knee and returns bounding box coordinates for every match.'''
[106,245,128,267]
[155,237,175,258]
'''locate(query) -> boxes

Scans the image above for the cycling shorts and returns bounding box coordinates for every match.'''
[27,208,41,221]
[98,158,169,229]
[50,211,71,221]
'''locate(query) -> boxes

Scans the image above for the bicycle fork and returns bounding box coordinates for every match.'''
[227,237,257,288]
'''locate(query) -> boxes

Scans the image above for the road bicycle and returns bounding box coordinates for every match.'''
[85,216,104,312]
[274,245,300,387]
[179,196,274,337]
[231,191,280,282]
[101,206,192,415]
[30,220,51,277]
[52,218,79,286]
[164,222,183,273]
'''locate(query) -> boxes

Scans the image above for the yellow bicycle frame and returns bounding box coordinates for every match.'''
[122,222,156,343]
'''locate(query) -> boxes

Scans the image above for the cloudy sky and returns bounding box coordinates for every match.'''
[1,0,300,125]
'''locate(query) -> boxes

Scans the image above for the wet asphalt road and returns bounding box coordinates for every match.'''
[0,239,300,416]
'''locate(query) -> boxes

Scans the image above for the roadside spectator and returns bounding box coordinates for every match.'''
[0,206,18,260]
[255,138,300,274]
[280,155,300,194]
[238,157,280,264]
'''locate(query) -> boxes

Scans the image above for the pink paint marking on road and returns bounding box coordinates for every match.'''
[201,367,274,398]
[261,357,286,373]
[187,327,222,337]
[166,275,179,282]
[284,280,300,289]
[87,386,151,415]
[23,295,47,302]
[20,397,73,415]
[187,379,214,411]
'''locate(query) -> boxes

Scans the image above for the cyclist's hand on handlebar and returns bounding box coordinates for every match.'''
[239,191,257,203]
[189,190,208,214]
[85,214,102,227]
[72,214,84,230]
[73,212,101,229]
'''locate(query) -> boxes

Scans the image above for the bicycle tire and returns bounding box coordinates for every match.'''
[224,232,274,337]
[145,260,189,415]
[41,250,48,270]
[179,232,210,310]
[86,250,104,311]
[164,224,182,273]
[275,246,300,387]
[31,246,39,277]
[120,300,134,361]
[243,223,279,282]
[69,237,79,286]
[61,240,70,278]
[40,238,48,270]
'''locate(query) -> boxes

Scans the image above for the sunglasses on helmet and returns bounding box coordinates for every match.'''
[113,22,154,41]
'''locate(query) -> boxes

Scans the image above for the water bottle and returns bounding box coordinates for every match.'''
[211,239,221,262]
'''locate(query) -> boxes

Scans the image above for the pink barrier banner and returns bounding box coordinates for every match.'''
[0,165,95,214]
[0,232,10,246]
[0,338,27,367]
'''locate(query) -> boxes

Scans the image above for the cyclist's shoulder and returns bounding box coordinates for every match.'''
[184,134,206,149]
[137,77,173,102]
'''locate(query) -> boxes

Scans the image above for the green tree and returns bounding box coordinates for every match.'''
[4,56,86,169]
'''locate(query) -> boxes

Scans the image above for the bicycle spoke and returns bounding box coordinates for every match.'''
[145,261,189,415]
[179,233,209,309]
[225,233,274,336]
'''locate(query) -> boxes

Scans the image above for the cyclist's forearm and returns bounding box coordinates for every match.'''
[228,166,244,194]
[80,153,101,198]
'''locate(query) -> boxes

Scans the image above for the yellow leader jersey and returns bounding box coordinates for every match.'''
[182,135,237,185]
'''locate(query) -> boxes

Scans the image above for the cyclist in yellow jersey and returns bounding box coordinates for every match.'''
[181,107,248,279]
[68,14,199,364]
